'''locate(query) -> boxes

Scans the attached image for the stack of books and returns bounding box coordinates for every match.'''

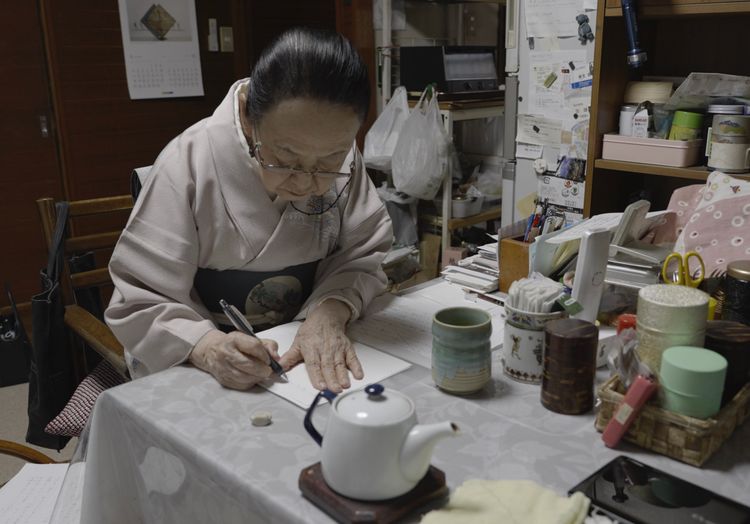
[441,242,499,293]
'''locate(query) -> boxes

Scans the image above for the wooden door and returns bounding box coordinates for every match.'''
[0,0,64,304]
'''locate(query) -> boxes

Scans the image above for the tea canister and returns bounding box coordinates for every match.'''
[636,284,709,374]
[668,111,703,141]
[660,346,727,419]
[704,320,750,405]
[542,319,598,415]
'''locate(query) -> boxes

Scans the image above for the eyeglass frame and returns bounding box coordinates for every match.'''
[248,126,354,181]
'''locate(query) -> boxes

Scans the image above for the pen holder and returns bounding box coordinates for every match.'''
[499,236,530,293]
[502,304,567,384]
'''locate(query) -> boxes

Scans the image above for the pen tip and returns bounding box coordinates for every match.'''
[280,372,289,382]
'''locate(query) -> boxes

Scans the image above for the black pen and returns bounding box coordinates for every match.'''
[219,299,288,382]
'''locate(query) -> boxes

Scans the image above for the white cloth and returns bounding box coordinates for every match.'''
[105,79,393,378]
[421,479,590,524]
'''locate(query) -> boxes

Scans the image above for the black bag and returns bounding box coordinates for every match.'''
[27,202,75,450]
[0,284,31,387]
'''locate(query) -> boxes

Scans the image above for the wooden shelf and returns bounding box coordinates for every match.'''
[605,0,750,17]
[594,159,750,181]
[419,205,502,231]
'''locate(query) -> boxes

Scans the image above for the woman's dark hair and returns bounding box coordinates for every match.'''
[247,28,370,123]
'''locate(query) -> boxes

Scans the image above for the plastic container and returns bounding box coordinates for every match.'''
[660,346,727,419]
[619,104,638,136]
[451,195,483,218]
[668,111,703,141]
[602,134,704,167]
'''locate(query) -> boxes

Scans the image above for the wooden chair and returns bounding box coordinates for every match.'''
[0,439,56,465]
[36,195,134,381]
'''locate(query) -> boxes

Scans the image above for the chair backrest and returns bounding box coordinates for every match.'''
[36,195,134,308]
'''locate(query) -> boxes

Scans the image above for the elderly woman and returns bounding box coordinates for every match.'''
[105,28,393,393]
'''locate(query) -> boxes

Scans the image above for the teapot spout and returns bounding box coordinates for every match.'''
[400,421,460,483]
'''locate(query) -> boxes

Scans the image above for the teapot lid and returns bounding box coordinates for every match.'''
[334,384,414,426]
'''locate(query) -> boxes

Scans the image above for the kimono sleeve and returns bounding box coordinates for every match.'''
[105,165,215,378]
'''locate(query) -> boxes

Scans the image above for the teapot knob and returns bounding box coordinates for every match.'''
[365,383,384,397]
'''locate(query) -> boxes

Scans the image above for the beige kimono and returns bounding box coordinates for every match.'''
[105,80,393,378]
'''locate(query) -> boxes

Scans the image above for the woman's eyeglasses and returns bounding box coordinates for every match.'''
[249,129,353,180]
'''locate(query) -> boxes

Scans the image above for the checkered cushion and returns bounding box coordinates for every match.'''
[44,360,125,437]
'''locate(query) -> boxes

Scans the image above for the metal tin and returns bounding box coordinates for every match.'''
[723,260,750,326]
[542,319,598,415]
[704,320,750,405]
[636,284,709,373]
[669,110,703,141]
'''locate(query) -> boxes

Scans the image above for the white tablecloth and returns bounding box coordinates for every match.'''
[75,282,750,523]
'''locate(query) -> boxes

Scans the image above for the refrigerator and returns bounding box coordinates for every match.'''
[501,0,597,228]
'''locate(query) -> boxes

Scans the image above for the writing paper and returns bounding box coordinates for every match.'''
[0,463,69,524]
[259,321,411,408]
[347,294,446,369]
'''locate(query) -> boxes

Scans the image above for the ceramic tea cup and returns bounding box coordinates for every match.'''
[432,307,492,394]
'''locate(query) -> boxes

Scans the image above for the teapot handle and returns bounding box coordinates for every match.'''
[304,389,337,446]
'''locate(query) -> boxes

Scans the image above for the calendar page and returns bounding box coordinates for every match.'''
[117,0,204,99]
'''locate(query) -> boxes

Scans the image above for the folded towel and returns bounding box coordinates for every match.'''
[421,479,590,524]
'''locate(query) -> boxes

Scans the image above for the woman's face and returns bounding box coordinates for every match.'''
[244,98,360,201]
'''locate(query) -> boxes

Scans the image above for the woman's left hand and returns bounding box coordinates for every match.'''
[280,299,362,393]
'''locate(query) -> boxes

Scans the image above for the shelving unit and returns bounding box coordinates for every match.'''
[438,103,504,250]
[407,98,504,252]
[584,0,750,216]
[418,204,503,232]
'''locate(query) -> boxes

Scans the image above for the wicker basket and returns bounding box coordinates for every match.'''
[595,375,750,467]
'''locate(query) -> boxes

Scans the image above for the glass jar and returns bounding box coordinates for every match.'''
[722,260,750,326]
[703,104,746,164]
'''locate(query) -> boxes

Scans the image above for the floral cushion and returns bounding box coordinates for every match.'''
[44,360,125,437]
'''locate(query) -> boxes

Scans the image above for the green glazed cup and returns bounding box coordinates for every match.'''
[432,307,492,394]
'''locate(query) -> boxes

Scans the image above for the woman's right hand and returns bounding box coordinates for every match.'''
[189,329,280,390]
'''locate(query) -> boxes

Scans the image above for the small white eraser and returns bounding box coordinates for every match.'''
[251,410,272,427]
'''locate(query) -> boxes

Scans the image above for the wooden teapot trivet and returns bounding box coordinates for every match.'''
[298,463,448,524]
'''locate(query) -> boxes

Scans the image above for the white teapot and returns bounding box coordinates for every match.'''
[304,383,459,501]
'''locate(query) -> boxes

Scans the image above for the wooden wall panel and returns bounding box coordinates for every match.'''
[336,0,377,146]
[40,0,239,203]
[0,0,63,304]
[2,0,374,306]
[243,0,338,73]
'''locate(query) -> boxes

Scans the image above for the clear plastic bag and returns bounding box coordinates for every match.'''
[363,86,410,172]
[391,89,450,200]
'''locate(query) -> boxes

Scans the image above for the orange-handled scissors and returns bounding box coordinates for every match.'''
[661,251,705,288]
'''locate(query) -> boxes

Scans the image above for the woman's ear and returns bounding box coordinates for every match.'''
[238,89,254,140]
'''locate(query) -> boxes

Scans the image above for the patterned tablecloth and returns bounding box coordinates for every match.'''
[73,282,750,524]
